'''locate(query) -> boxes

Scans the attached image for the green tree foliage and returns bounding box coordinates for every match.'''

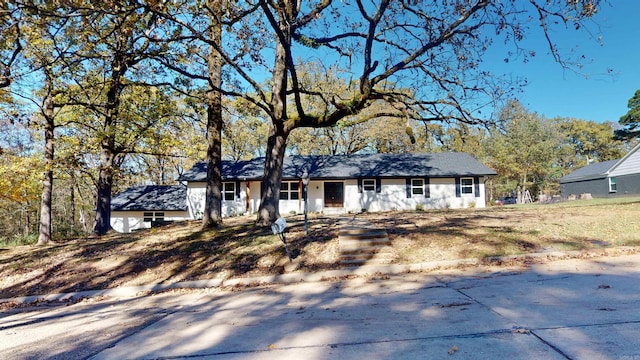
[0,136,42,240]
[41,1,180,235]
[556,118,626,168]
[615,89,640,141]
[0,0,22,88]
[222,98,268,160]
[486,101,562,201]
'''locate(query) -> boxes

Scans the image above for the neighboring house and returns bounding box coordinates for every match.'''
[110,185,188,233]
[560,144,640,198]
[110,152,497,233]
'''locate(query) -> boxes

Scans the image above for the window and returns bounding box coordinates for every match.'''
[280,182,300,200]
[461,178,474,195]
[143,212,164,223]
[363,179,376,192]
[223,182,235,201]
[609,177,617,193]
[411,179,424,195]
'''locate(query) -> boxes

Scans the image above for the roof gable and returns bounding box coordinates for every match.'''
[609,143,640,177]
[559,159,619,183]
[179,152,497,182]
[111,185,187,211]
[560,144,640,183]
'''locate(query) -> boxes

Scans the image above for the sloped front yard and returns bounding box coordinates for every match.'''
[1,197,639,300]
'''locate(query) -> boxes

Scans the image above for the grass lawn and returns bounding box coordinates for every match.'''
[1,197,639,299]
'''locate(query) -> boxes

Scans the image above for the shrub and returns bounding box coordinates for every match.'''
[0,233,38,247]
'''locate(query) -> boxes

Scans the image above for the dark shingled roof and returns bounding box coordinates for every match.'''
[111,185,187,211]
[179,152,497,182]
[559,159,619,183]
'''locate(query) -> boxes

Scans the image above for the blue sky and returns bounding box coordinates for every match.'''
[485,0,640,123]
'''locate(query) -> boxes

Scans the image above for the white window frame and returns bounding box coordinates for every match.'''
[363,179,376,192]
[223,182,236,201]
[461,177,474,195]
[609,177,617,193]
[280,181,300,200]
[411,178,424,196]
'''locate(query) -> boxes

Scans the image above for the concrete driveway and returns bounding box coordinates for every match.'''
[2,253,640,359]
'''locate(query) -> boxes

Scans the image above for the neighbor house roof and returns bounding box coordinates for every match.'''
[179,152,497,182]
[111,185,187,211]
[559,159,620,183]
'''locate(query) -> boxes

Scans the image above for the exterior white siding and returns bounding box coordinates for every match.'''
[110,210,189,233]
[164,176,487,229]
[609,147,640,177]
[112,152,495,233]
[341,177,487,213]
[187,181,247,218]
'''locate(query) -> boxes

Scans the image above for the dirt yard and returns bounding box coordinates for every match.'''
[1,197,639,300]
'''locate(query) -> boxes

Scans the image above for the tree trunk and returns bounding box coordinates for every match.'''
[256,2,293,226]
[37,70,55,246]
[201,0,224,229]
[93,147,115,235]
[257,124,289,225]
[70,171,76,229]
[519,171,528,204]
[93,47,126,235]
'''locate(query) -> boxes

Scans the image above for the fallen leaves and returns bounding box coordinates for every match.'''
[448,345,458,355]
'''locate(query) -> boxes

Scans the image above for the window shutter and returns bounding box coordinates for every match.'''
[455,177,461,198]
[406,178,412,198]
[474,176,480,198]
[424,177,430,198]
[376,178,382,193]
[357,178,363,193]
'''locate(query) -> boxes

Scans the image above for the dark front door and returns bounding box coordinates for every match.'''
[324,182,344,208]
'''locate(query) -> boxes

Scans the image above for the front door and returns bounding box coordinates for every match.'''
[324,182,344,208]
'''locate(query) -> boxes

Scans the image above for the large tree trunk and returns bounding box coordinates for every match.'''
[37,70,55,246]
[257,124,288,225]
[256,2,294,226]
[93,147,115,235]
[93,68,123,235]
[201,0,224,229]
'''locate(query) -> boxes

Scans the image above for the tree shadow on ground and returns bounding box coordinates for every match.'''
[3,255,640,359]
[0,216,342,299]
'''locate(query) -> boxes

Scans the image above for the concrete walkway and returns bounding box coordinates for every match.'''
[338,217,391,265]
[2,252,640,359]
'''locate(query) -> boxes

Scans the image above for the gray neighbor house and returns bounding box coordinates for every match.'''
[110,152,497,233]
[560,143,640,198]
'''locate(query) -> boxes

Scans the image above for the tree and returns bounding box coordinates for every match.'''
[0,1,22,88]
[146,0,254,229]
[557,117,626,168]
[248,0,604,224]
[222,98,268,160]
[487,101,561,201]
[37,1,178,235]
[615,89,640,141]
[200,0,225,228]
[2,2,76,245]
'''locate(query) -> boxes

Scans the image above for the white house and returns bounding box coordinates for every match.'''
[110,185,189,233]
[111,152,497,233]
